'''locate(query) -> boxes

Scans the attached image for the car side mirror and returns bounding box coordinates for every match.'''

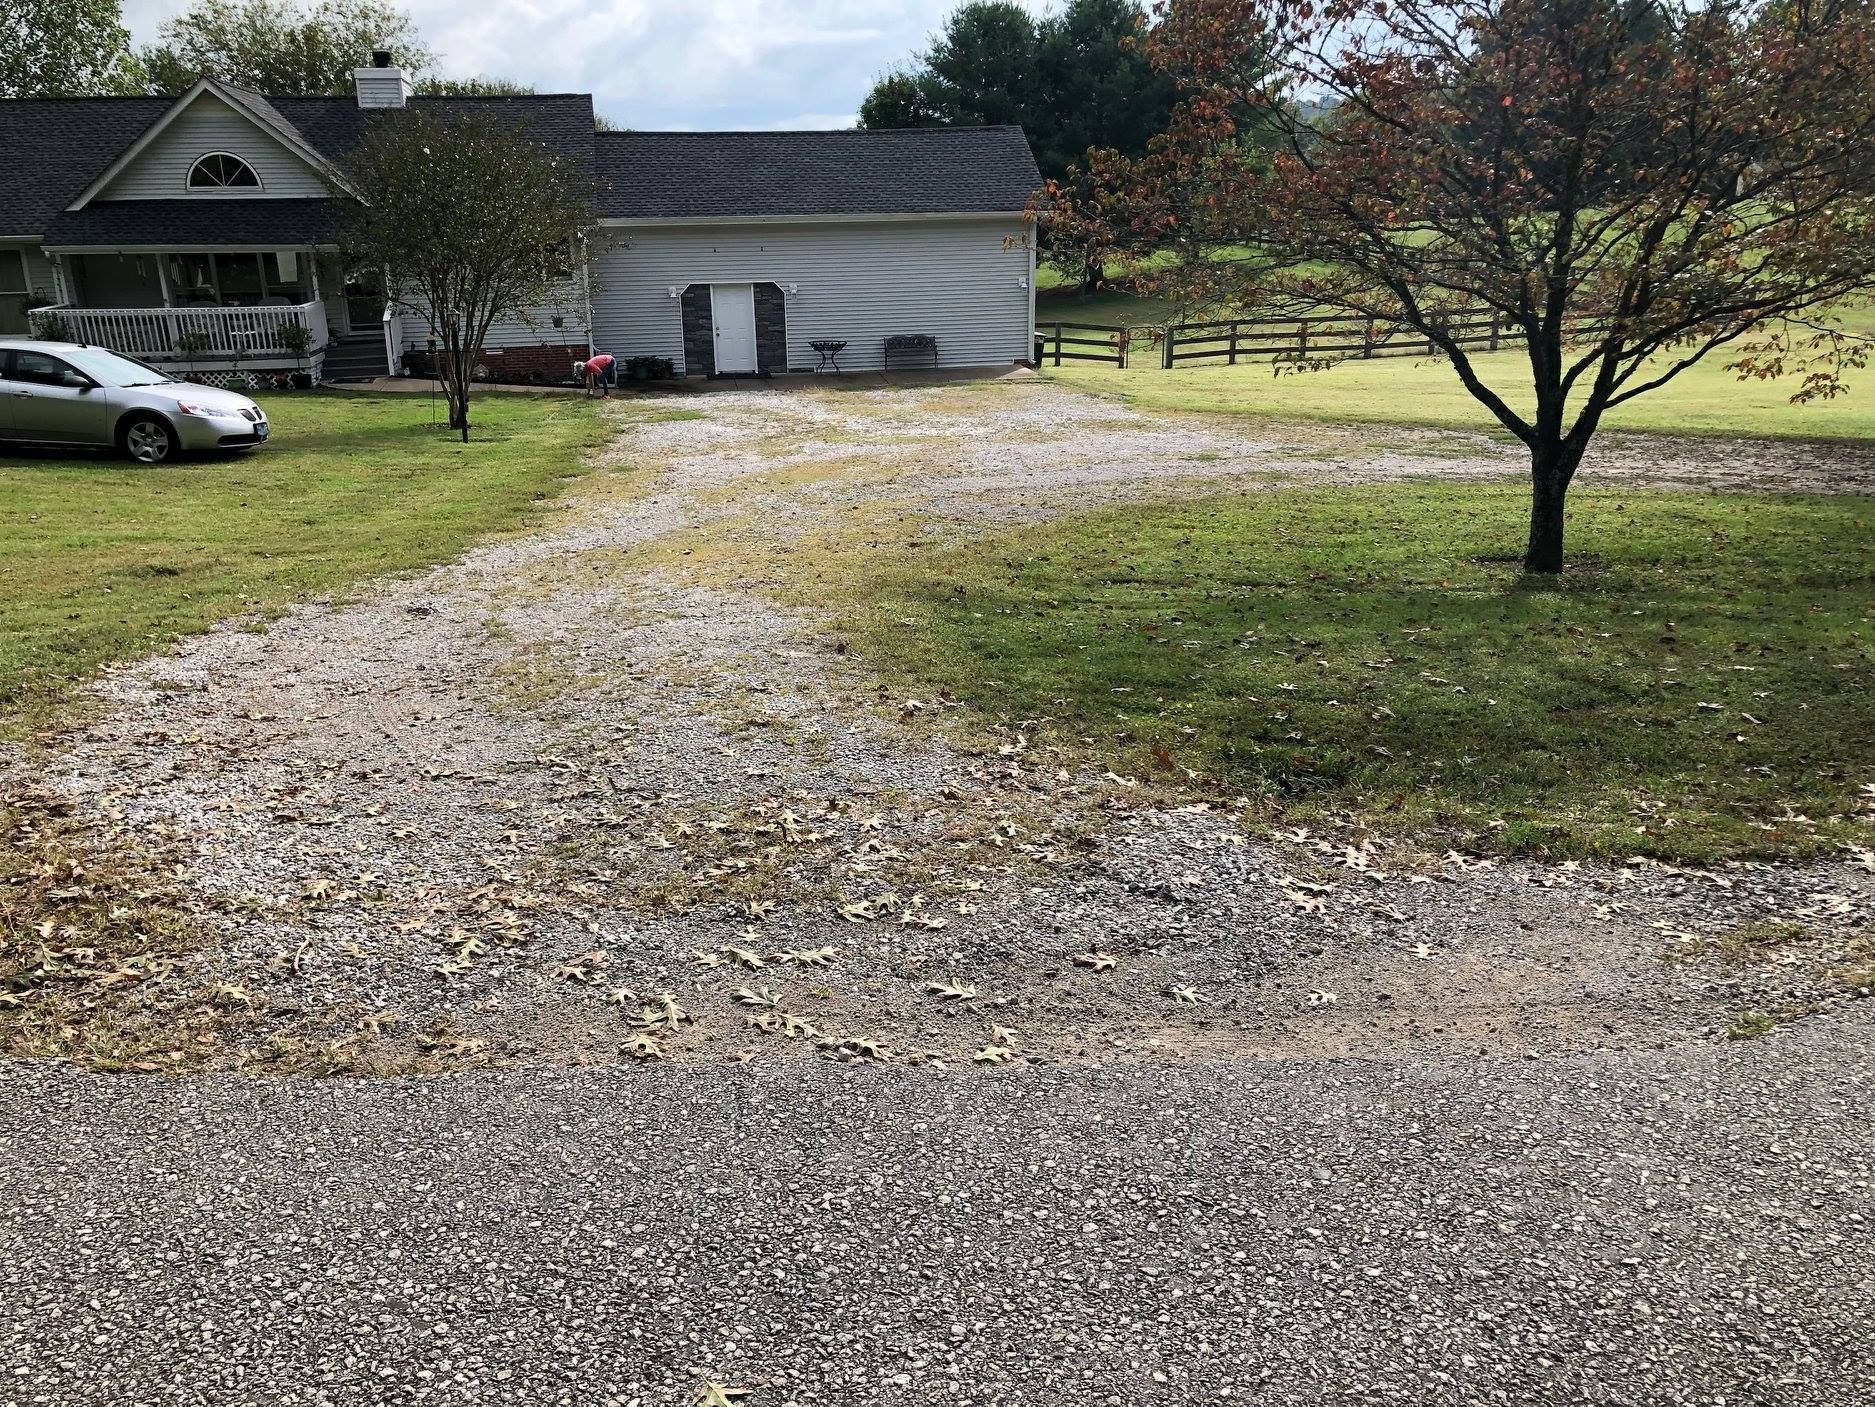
[59,371,92,389]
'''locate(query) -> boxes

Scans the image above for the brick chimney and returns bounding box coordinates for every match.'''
[354,50,413,109]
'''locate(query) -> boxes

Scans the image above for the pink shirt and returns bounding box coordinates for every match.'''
[585,353,614,373]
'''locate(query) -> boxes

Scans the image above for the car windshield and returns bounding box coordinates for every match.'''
[59,346,174,387]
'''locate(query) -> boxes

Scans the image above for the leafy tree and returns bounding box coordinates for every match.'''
[0,0,144,97]
[922,1,1041,128]
[1052,0,1875,572]
[336,110,595,441]
[141,0,433,95]
[857,70,947,129]
[415,75,536,97]
[857,0,1174,177]
[1030,0,1177,179]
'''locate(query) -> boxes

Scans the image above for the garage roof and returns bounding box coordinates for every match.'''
[597,127,1043,220]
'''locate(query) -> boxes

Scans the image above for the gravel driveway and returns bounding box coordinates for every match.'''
[2,376,1871,1403]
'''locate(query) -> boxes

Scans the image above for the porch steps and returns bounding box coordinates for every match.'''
[321,334,388,384]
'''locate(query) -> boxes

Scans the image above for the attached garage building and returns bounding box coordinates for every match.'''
[589,128,1042,377]
[0,67,1042,385]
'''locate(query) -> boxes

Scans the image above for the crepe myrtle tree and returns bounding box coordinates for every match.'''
[337,109,596,440]
[1048,0,1875,572]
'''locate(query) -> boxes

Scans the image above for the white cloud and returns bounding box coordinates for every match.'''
[119,0,1057,130]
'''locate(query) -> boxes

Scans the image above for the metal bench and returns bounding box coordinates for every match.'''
[882,334,938,370]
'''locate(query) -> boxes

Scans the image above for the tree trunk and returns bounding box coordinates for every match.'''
[443,347,471,440]
[1524,440,1582,574]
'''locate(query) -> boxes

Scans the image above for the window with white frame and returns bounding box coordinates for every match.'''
[187,153,262,190]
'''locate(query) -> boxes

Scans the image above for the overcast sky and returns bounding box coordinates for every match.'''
[118,0,1054,130]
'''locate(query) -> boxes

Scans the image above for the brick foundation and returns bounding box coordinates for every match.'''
[400,341,589,384]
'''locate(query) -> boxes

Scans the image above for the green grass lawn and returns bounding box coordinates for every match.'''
[850,484,1875,861]
[1037,285,1186,327]
[1047,346,1875,441]
[1038,286,1875,442]
[0,391,604,732]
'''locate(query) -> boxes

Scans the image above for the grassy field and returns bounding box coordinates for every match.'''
[1036,286,1875,442]
[0,391,605,732]
[1038,284,1184,326]
[846,483,1875,862]
[1047,347,1875,441]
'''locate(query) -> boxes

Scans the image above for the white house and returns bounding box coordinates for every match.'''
[0,59,1043,384]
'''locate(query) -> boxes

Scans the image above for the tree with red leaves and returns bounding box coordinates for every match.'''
[1050,0,1875,571]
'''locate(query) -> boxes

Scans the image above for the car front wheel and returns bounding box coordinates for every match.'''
[119,415,177,465]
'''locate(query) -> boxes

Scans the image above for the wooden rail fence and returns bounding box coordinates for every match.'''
[1037,311,1522,371]
[1036,322,1133,367]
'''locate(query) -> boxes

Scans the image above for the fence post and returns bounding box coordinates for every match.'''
[1228,320,1239,366]
[1053,326,1062,368]
[1488,313,1500,352]
[1298,320,1309,359]
[1162,325,1176,370]
[1363,321,1375,358]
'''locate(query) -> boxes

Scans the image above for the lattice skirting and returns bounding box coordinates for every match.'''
[175,355,325,391]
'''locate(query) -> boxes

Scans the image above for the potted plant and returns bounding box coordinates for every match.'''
[28,308,69,342]
[279,322,315,389]
[173,329,210,383]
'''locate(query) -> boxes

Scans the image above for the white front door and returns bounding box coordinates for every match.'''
[710,283,758,374]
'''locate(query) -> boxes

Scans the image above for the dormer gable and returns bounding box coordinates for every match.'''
[67,80,348,209]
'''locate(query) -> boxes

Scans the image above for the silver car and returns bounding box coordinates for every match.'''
[0,338,269,464]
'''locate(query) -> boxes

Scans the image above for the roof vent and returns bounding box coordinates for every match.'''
[355,54,413,108]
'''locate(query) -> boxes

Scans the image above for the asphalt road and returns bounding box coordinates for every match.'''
[3,1011,1872,1407]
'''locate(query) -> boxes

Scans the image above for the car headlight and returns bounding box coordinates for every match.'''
[172,401,222,417]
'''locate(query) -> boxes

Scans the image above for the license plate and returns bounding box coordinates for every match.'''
[256,423,269,440]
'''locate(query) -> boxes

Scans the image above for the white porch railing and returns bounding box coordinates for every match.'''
[45,301,328,363]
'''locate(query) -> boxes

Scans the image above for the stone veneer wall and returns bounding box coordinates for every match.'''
[680,286,714,377]
[753,283,786,372]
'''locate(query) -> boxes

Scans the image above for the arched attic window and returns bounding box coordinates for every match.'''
[187,153,262,191]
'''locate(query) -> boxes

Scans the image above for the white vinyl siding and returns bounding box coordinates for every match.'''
[96,94,328,200]
[392,280,591,352]
[21,245,58,302]
[588,217,1034,375]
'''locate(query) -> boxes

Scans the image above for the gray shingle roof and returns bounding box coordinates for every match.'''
[0,98,173,236]
[44,198,345,247]
[0,93,1039,244]
[269,93,600,176]
[0,91,597,245]
[595,127,1043,219]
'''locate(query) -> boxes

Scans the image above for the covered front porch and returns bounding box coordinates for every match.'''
[37,248,389,382]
